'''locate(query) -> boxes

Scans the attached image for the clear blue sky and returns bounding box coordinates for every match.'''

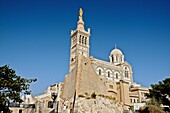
[0,0,170,96]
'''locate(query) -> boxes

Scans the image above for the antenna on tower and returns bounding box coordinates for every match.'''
[115,44,117,49]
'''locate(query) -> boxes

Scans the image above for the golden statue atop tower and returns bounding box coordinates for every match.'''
[79,8,83,20]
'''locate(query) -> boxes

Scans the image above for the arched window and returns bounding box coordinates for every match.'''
[19,109,22,113]
[79,35,81,44]
[125,71,129,78]
[116,73,118,79]
[99,69,101,75]
[125,67,129,78]
[112,55,114,62]
[116,55,118,62]
[82,36,84,44]
[120,55,122,61]
[85,37,87,45]
[108,71,110,77]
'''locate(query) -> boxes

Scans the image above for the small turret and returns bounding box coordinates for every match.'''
[109,47,124,65]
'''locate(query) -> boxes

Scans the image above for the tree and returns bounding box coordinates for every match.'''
[139,105,165,113]
[146,78,170,107]
[0,65,37,113]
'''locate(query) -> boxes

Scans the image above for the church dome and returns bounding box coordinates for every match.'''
[110,48,123,55]
[109,48,124,64]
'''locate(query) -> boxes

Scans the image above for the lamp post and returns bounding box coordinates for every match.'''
[51,92,58,113]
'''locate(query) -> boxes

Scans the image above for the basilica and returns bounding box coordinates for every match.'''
[10,8,149,113]
[62,8,149,106]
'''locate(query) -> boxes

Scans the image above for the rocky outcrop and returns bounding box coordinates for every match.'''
[60,96,129,113]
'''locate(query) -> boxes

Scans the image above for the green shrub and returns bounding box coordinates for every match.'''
[78,95,85,98]
[146,97,160,107]
[97,94,115,101]
[85,92,88,96]
[98,94,104,98]
[139,105,165,113]
[91,92,96,99]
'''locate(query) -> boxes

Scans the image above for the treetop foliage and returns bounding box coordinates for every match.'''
[146,78,170,107]
[0,65,37,112]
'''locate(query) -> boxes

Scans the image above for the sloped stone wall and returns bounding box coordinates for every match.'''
[76,56,108,96]
[62,67,77,99]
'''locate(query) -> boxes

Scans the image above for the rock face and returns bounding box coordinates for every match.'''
[60,97,128,113]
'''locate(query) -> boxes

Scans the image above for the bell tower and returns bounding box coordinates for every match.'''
[69,8,91,71]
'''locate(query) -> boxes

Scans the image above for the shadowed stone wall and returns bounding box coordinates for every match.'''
[76,55,108,96]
